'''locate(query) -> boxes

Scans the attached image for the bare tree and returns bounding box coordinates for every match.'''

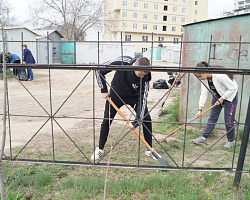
[29,0,103,40]
[0,0,9,199]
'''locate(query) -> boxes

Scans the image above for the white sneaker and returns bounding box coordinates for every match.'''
[223,141,234,148]
[91,147,104,160]
[145,149,157,160]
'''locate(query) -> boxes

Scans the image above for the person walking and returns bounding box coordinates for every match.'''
[92,56,155,160]
[193,61,238,148]
[23,44,35,81]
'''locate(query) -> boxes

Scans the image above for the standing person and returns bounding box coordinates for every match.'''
[193,61,238,148]
[92,56,155,160]
[7,52,21,75]
[23,44,35,81]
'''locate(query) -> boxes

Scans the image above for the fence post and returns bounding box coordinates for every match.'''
[233,96,250,188]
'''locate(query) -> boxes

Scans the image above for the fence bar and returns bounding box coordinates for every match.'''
[233,96,250,188]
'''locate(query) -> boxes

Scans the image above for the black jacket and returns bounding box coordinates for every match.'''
[95,56,151,123]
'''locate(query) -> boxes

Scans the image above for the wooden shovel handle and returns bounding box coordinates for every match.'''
[165,104,217,139]
[106,97,153,152]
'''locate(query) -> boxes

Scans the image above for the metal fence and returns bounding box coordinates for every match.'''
[1,35,250,187]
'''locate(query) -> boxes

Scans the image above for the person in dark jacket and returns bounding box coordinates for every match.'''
[23,44,35,81]
[91,56,155,160]
[7,52,21,75]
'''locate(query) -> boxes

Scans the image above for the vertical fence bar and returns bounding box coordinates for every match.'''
[233,96,250,188]
[150,32,153,65]
[47,32,55,162]
[208,35,212,65]
[120,32,123,59]
[232,35,243,169]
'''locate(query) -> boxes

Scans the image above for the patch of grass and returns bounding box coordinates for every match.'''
[4,163,250,200]
[0,69,14,78]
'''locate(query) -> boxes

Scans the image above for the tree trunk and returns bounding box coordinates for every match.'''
[0,24,7,200]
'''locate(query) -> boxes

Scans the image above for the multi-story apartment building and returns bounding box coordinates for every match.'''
[223,0,250,17]
[104,0,208,54]
[234,0,250,9]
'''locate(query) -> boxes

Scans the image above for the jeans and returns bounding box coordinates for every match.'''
[27,69,34,80]
[202,93,238,141]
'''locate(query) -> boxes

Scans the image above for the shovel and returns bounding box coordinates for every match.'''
[164,104,217,141]
[158,72,181,116]
[106,97,171,167]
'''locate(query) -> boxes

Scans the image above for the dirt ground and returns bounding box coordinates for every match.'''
[0,61,178,155]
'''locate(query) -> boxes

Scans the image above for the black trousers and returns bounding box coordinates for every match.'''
[13,59,21,75]
[99,92,152,149]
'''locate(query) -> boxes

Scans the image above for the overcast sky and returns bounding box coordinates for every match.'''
[9,0,235,23]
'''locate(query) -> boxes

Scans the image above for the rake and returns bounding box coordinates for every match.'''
[106,96,171,167]
[164,104,217,141]
[158,72,181,116]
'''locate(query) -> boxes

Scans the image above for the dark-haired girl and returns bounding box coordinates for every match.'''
[193,61,238,148]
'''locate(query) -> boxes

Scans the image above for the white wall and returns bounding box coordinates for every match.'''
[5,29,37,62]
[76,43,135,64]
[161,45,181,63]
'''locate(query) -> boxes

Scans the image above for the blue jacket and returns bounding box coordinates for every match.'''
[8,54,20,63]
[23,48,35,64]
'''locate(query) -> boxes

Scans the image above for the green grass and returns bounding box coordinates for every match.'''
[0,69,14,78]
[4,164,250,200]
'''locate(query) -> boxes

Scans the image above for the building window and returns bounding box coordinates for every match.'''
[246,0,250,3]
[123,23,127,28]
[133,13,138,18]
[174,38,179,44]
[172,26,176,31]
[123,1,127,6]
[154,14,158,20]
[238,1,244,4]
[181,27,183,32]
[182,17,185,22]
[153,25,157,30]
[195,1,198,5]
[183,0,186,3]
[163,16,167,21]
[164,5,168,11]
[144,3,148,8]
[163,26,167,31]
[122,12,127,17]
[125,35,131,41]
[164,0,168,1]
[194,19,197,22]
[173,7,177,12]
[195,10,198,15]
[182,8,186,13]
[172,16,176,22]
[154,4,158,10]
[143,14,148,19]
[143,24,147,29]
[173,0,177,2]
[159,37,164,42]
[142,36,148,41]
[134,2,138,7]
[133,23,137,29]
[142,48,147,53]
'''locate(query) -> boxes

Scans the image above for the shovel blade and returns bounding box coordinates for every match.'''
[152,151,171,167]
[158,107,163,116]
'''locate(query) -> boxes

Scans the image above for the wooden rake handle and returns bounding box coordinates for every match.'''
[106,97,153,153]
[165,104,217,139]
[162,72,181,106]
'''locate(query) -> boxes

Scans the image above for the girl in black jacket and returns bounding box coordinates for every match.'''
[92,56,155,160]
